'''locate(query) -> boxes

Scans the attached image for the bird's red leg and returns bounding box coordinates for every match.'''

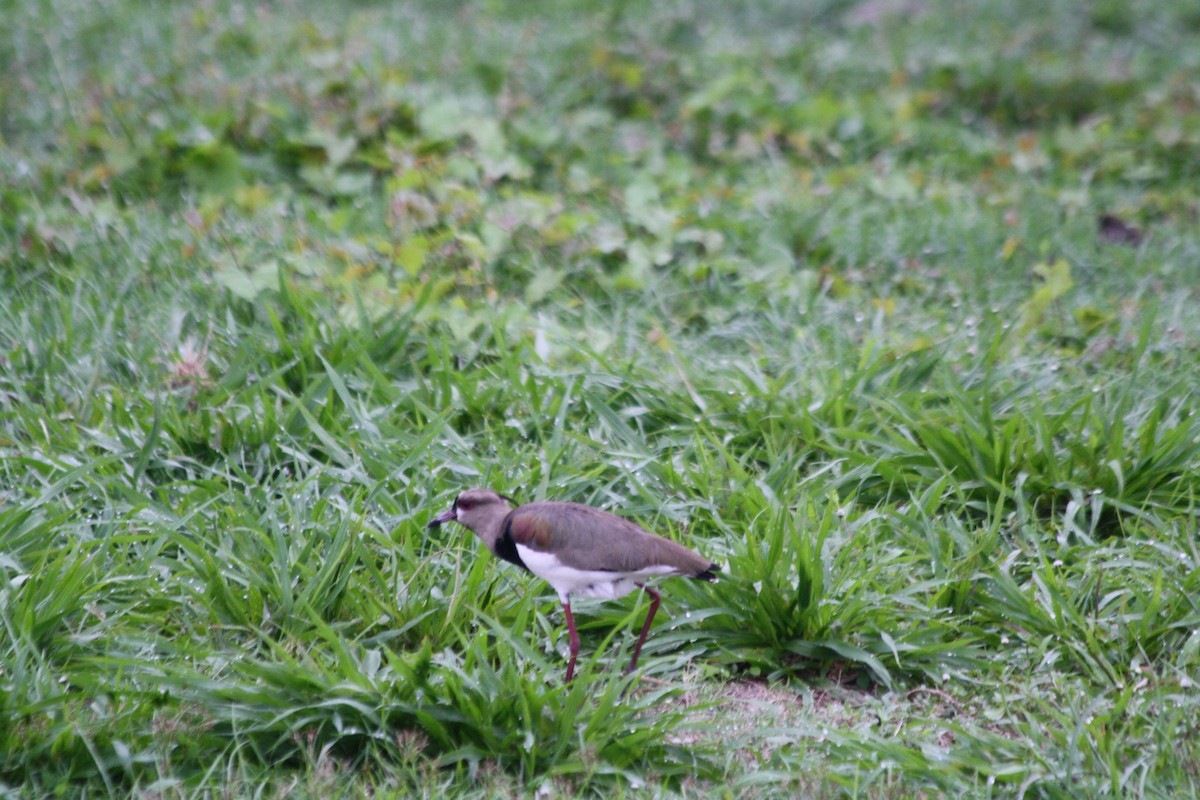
[563,601,580,682]
[625,584,661,675]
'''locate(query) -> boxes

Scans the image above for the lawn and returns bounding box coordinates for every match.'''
[2,0,1200,796]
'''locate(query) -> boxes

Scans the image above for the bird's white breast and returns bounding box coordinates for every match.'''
[515,544,677,603]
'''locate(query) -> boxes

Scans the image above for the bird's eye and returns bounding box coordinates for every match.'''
[456,496,473,510]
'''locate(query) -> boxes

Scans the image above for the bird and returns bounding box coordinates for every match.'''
[427,488,719,682]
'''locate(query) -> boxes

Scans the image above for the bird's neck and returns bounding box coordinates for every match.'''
[469,506,512,554]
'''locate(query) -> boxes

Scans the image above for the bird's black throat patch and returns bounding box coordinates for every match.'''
[495,515,530,572]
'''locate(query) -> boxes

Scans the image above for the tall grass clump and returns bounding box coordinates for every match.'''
[672,483,981,687]
[815,351,1200,534]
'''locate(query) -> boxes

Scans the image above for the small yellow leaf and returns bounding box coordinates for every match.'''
[612,62,643,90]
[234,184,272,214]
[1032,259,1074,298]
[395,236,431,276]
[1074,305,1114,334]
[904,336,934,353]
[647,327,671,352]
[1000,236,1020,261]
[1017,259,1074,333]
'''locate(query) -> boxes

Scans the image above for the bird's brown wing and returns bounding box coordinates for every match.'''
[505,502,716,577]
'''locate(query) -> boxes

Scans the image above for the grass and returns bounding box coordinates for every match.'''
[3,0,1200,796]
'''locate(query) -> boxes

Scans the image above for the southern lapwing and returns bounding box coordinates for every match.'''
[427,488,719,682]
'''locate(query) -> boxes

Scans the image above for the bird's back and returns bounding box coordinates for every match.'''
[505,501,717,579]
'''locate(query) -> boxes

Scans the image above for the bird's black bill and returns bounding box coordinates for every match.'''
[427,508,457,528]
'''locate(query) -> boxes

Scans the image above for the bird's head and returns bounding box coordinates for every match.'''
[427,488,515,533]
